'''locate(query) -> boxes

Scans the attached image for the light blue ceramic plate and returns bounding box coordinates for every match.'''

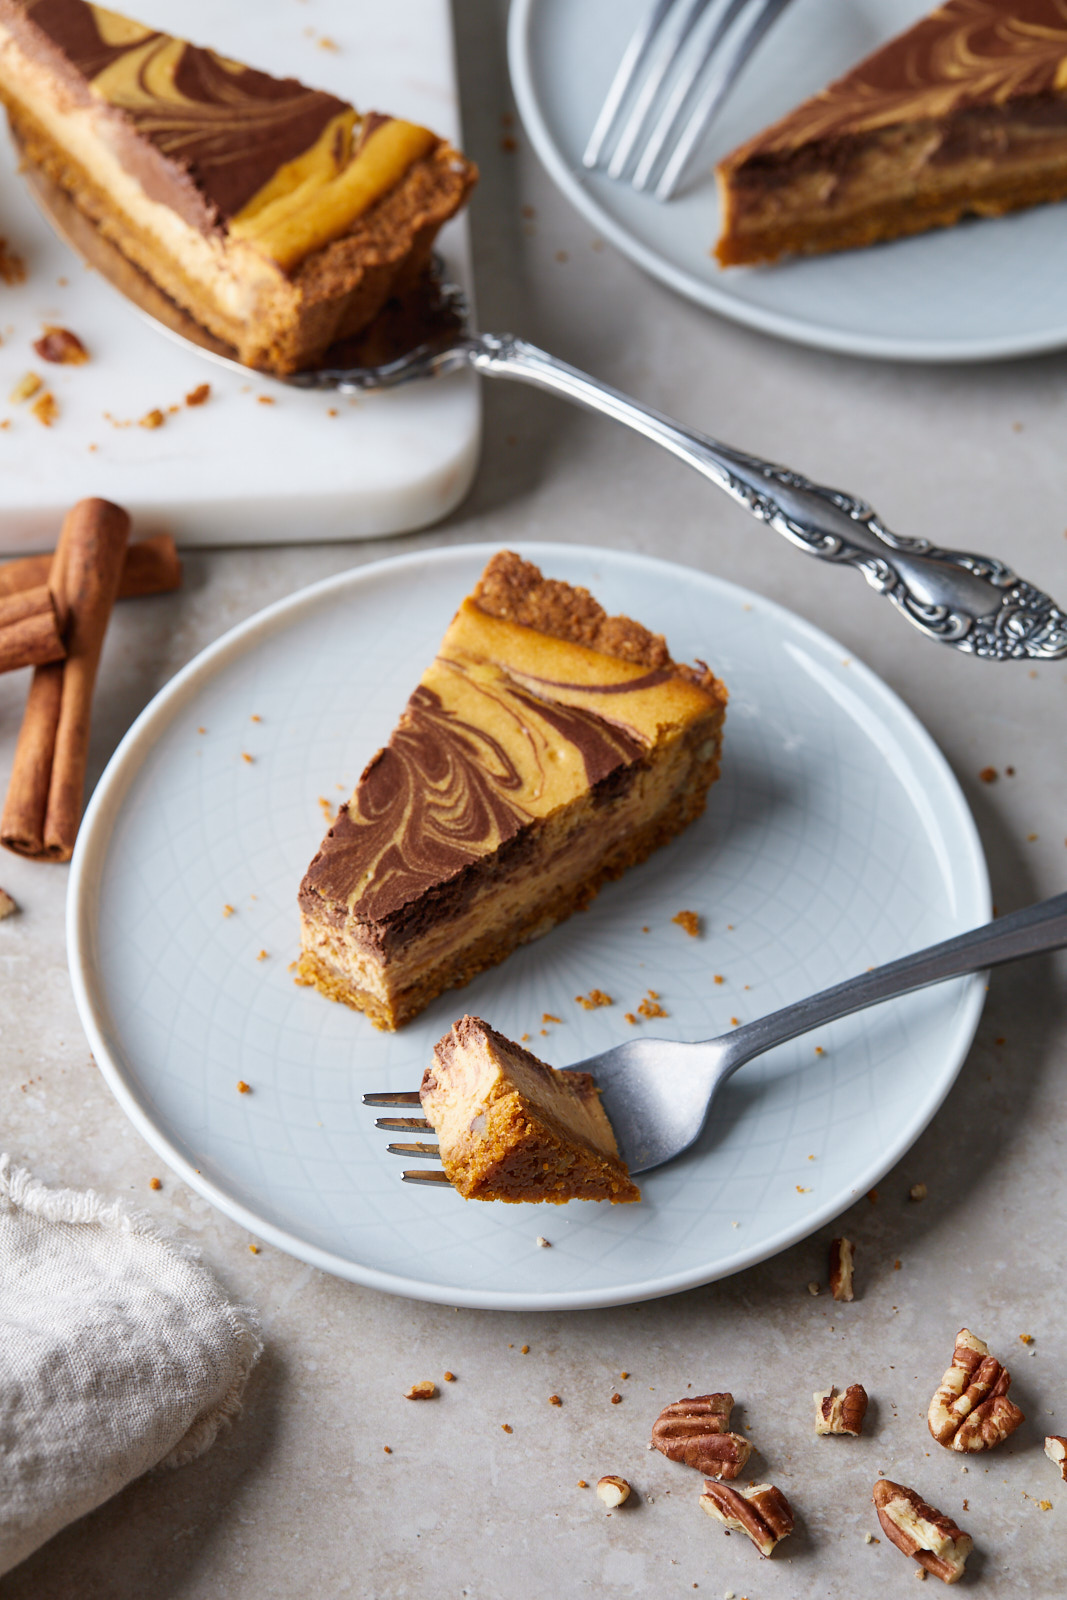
[509,0,1067,361]
[68,544,989,1309]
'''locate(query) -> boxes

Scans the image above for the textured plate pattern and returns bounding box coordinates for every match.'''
[68,545,989,1309]
[509,0,1067,362]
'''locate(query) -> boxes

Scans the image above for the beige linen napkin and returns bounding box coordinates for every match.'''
[0,1155,262,1576]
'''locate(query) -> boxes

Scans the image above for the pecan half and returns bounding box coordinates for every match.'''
[699,1481,794,1557]
[872,1479,973,1584]
[829,1237,855,1301]
[928,1328,1023,1451]
[814,1383,868,1437]
[1045,1436,1067,1481]
[650,1392,752,1479]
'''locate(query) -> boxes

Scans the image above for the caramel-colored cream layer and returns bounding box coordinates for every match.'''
[306,598,723,924]
[230,115,437,271]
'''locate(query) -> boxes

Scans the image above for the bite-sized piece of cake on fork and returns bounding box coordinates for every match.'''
[420,1015,640,1204]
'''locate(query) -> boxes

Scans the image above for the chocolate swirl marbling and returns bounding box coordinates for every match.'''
[8,0,349,223]
[304,655,648,924]
[741,0,1067,155]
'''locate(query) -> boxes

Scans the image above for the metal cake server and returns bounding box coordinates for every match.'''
[367,890,1067,1182]
[26,163,1067,662]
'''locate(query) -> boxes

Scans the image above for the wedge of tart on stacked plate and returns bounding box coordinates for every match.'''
[716,0,1067,266]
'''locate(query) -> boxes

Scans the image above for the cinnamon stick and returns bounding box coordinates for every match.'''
[2,498,130,860]
[0,531,181,602]
[0,584,65,673]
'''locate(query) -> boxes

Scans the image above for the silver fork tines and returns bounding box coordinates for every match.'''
[363,891,1067,1190]
[583,0,795,199]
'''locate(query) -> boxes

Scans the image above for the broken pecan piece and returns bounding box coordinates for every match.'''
[1045,1436,1067,1481]
[699,1481,794,1557]
[828,1237,855,1301]
[873,1479,973,1584]
[650,1392,752,1479]
[814,1383,868,1437]
[33,326,89,365]
[928,1328,1023,1451]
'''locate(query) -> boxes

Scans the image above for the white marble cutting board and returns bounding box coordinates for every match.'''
[0,0,480,551]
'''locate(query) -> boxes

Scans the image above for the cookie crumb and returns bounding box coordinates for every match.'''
[237,1080,251,1094]
[978,766,998,783]
[672,910,701,937]
[149,1177,161,1190]
[575,989,613,1009]
[536,1235,551,1248]
[549,1394,562,1406]
[139,407,165,429]
[638,995,667,1019]
[30,391,58,427]
[185,383,211,407]
[0,238,26,284]
[406,1381,437,1400]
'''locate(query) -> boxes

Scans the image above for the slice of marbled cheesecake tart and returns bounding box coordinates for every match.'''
[298,551,727,1031]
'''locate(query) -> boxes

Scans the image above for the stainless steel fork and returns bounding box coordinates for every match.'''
[365,891,1067,1185]
[582,0,796,198]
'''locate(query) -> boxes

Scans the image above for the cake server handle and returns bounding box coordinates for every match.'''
[448,332,1067,662]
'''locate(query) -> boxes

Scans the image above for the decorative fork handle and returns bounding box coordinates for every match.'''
[450,334,1067,662]
[718,890,1067,1077]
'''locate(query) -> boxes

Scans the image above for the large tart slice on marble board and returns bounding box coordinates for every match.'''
[0,0,476,373]
[297,551,728,1032]
[715,0,1067,267]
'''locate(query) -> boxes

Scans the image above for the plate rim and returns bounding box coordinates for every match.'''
[507,0,1067,365]
[67,540,990,1310]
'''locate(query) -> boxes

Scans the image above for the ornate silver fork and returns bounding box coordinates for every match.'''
[582,0,797,199]
[366,892,1067,1185]
[25,164,1067,662]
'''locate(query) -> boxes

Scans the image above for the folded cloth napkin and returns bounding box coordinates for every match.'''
[0,1155,262,1576]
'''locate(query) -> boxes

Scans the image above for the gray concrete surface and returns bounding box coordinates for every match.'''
[1,2,1065,1594]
